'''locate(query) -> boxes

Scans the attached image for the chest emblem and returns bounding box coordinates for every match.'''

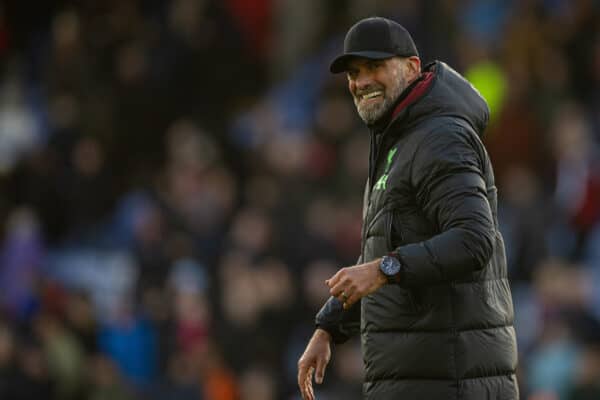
[374,147,397,190]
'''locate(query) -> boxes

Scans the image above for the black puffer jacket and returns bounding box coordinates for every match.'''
[316,61,518,399]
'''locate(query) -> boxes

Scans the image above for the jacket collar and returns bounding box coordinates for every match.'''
[368,70,435,135]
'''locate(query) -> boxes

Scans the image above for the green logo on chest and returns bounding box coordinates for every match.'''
[374,147,397,191]
[374,173,389,190]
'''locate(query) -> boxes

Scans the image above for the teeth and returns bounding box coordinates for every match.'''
[362,91,382,100]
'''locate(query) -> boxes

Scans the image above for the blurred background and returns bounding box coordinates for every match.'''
[0,0,599,399]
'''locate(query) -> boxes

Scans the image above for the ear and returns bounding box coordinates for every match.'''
[405,56,422,83]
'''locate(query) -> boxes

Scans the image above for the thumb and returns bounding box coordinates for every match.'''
[315,356,328,384]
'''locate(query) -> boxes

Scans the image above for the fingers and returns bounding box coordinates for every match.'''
[325,269,342,289]
[326,264,377,308]
[298,363,310,400]
[340,288,356,306]
[315,354,329,384]
[298,360,316,400]
[327,270,349,297]
[330,281,357,304]
[307,367,315,399]
[343,290,361,309]
[302,366,314,400]
[297,361,306,393]
[329,279,346,297]
[326,269,355,308]
[298,329,333,400]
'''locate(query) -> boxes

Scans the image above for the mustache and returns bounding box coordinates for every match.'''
[355,84,385,97]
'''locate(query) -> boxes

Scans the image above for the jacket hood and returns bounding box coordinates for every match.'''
[389,61,490,137]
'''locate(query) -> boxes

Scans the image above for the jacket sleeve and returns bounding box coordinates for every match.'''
[393,127,495,287]
[315,296,361,344]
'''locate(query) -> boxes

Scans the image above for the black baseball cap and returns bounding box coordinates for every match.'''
[330,17,419,73]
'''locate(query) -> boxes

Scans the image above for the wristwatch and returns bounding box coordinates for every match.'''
[379,255,403,284]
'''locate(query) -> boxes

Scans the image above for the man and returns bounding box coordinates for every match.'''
[297,17,518,400]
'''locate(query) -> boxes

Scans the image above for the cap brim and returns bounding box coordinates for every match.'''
[329,51,395,73]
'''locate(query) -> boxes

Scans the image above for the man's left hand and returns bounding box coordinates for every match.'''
[326,258,386,309]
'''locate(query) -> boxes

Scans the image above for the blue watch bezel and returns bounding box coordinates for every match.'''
[380,255,402,283]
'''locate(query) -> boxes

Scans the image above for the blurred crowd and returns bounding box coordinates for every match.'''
[0,0,599,399]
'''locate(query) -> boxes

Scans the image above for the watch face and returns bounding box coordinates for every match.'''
[382,256,401,276]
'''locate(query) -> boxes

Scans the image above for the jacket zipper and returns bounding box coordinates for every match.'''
[362,124,395,261]
[361,131,378,261]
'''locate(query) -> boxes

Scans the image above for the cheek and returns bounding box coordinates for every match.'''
[348,81,356,96]
[388,70,400,85]
[383,71,402,93]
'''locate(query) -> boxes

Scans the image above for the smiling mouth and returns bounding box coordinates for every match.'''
[360,91,383,101]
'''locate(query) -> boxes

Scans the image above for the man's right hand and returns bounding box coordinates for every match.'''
[297,328,332,400]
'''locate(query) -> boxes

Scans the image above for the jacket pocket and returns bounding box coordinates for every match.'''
[384,211,404,252]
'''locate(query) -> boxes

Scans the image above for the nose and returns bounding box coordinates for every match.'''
[354,71,374,90]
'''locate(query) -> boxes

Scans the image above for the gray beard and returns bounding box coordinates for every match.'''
[354,77,407,125]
